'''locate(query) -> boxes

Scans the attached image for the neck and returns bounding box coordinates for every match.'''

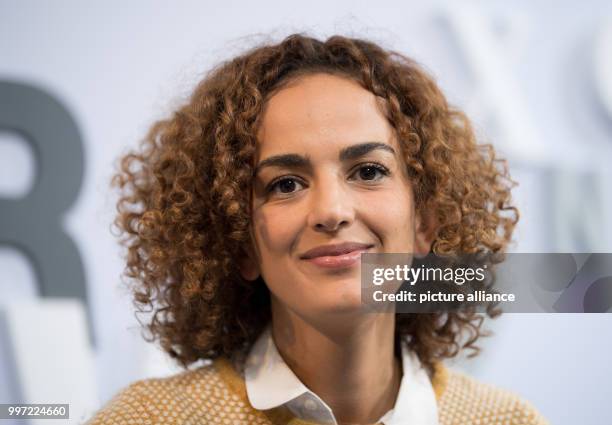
[271,298,401,425]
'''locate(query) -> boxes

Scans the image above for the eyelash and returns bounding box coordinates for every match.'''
[265,162,391,196]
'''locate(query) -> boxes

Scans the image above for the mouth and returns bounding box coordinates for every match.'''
[300,242,374,269]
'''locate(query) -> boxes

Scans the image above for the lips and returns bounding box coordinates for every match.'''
[300,242,374,260]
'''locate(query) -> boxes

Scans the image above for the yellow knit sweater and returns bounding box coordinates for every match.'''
[86,358,548,424]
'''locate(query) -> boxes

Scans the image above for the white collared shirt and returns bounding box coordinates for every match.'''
[244,326,440,425]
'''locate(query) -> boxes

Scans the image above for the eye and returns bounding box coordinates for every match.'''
[350,163,390,182]
[266,177,306,196]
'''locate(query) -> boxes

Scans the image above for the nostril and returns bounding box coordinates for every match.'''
[315,219,350,232]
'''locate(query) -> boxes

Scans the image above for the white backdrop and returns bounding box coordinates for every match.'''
[1,1,611,424]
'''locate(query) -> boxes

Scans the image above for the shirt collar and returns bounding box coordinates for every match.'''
[244,325,440,425]
[244,325,311,409]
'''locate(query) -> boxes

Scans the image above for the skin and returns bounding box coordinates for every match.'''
[240,73,433,425]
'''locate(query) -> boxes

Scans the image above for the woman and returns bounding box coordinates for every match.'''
[87,34,547,424]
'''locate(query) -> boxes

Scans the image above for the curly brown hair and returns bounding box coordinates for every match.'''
[113,33,518,374]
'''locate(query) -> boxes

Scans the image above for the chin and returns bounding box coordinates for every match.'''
[314,284,365,315]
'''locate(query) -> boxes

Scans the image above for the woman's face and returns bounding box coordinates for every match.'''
[242,73,431,319]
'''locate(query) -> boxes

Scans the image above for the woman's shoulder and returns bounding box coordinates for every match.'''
[437,364,549,425]
[85,358,549,425]
[84,358,258,425]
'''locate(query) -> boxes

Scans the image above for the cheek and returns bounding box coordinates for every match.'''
[252,206,302,259]
[251,206,305,299]
[367,201,414,231]
[360,185,416,248]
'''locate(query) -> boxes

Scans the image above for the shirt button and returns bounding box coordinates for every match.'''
[304,399,318,411]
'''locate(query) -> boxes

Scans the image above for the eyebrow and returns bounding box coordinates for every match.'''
[254,142,396,176]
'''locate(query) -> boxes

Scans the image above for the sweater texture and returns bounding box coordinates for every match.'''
[86,358,549,424]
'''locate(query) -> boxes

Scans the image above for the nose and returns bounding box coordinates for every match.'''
[306,174,355,233]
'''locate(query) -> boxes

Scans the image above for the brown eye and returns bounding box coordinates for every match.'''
[279,179,297,193]
[359,166,379,180]
[352,163,390,182]
[267,177,305,196]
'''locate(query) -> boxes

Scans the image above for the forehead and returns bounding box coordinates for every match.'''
[256,73,398,157]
